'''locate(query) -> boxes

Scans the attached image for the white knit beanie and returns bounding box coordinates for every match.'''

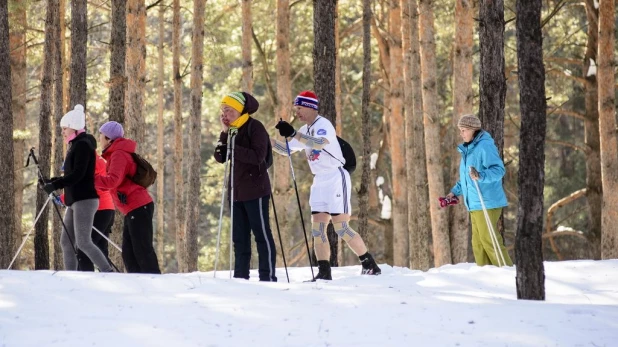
[60,104,86,130]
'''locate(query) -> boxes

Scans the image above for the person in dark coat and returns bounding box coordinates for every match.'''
[42,105,113,272]
[95,121,161,274]
[214,91,277,282]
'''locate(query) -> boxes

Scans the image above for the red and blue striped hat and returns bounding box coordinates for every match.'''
[294,90,319,110]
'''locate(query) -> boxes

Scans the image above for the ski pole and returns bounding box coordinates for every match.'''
[91,225,122,252]
[229,129,238,278]
[8,195,53,269]
[470,167,506,266]
[284,136,315,280]
[214,131,233,277]
[268,170,289,283]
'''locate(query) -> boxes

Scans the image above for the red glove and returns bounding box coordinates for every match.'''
[439,196,459,208]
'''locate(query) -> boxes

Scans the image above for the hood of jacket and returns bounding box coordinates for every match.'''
[103,137,137,156]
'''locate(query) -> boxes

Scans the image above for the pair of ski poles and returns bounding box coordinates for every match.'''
[470,166,507,267]
[214,127,316,282]
[8,148,120,271]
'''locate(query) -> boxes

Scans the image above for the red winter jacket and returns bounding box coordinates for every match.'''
[95,138,152,215]
[61,153,114,210]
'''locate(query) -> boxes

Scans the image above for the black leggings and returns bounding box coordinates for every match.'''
[122,202,161,274]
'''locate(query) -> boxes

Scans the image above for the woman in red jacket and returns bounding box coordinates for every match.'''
[94,121,161,274]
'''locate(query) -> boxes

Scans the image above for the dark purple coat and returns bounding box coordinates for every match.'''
[214,117,272,202]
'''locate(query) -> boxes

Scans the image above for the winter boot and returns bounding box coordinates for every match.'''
[359,253,381,275]
[314,260,332,280]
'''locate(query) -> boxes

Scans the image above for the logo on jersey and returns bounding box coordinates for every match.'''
[308,149,321,161]
[317,129,327,136]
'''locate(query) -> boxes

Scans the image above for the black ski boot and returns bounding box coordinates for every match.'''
[359,253,381,275]
[314,260,332,280]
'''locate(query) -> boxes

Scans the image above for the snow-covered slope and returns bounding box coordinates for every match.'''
[1,260,617,346]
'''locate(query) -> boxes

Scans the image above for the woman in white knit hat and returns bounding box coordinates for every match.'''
[42,105,113,272]
[440,114,513,267]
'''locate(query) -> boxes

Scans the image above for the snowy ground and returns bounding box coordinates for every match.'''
[1,260,618,347]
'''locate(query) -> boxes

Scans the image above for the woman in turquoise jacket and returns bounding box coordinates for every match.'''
[444,114,513,267]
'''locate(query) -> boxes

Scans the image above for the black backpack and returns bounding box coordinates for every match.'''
[247,120,273,169]
[324,136,357,174]
[129,153,157,188]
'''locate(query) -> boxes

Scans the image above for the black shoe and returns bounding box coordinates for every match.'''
[360,253,381,275]
[313,260,332,280]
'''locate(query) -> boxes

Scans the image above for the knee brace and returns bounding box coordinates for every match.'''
[312,222,328,244]
[333,221,357,242]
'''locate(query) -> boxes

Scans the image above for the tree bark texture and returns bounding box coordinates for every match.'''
[419,0,451,267]
[449,0,474,264]
[156,3,166,271]
[401,0,418,268]
[410,0,432,270]
[597,0,617,259]
[125,0,146,143]
[69,0,87,109]
[109,0,126,123]
[274,0,293,267]
[172,0,186,272]
[275,0,291,195]
[52,0,64,270]
[241,0,253,93]
[358,0,372,244]
[583,0,601,260]
[313,0,339,266]
[186,0,205,272]
[515,0,546,300]
[35,0,58,270]
[8,0,26,268]
[0,0,15,269]
[388,0,408,267]
[478,0,505,153]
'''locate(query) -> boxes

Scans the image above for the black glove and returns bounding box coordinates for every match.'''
[275,120,296,138]
[43,182,57,195]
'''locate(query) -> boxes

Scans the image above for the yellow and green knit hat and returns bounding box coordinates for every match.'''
[221,92,246,113]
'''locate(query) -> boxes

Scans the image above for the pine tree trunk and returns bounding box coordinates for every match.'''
[9,0,26,269]
[388,0,408,267]
[401,0,418,269]
[313,0,339,266]
[515,0,546,300]
[172,0,186,273]
[156,3,166,271]
[241,0,253,93]
[357,0,372,244]
[419,0,451,266]
[186,0,205,272]
[35,0,57,270]
[51,0,65,270]
[60,0,69,110]
[478,0,505,152]
[335,4,342,136]
[108,0,127,272]
[449,0,474,264]
[410,0,432,270]
[125,0,146,143]
[597,0,617,259]
[0,0,15,269]
[69,0,87,109]
[583,0,601,260]
[109,0,126,123]
[274,0,293,267]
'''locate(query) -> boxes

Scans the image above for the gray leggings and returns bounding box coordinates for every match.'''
[60,199,112,272]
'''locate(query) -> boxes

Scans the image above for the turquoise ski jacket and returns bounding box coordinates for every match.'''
[451,130,508,211]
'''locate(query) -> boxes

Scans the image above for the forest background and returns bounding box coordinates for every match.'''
[2,0,617,279]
